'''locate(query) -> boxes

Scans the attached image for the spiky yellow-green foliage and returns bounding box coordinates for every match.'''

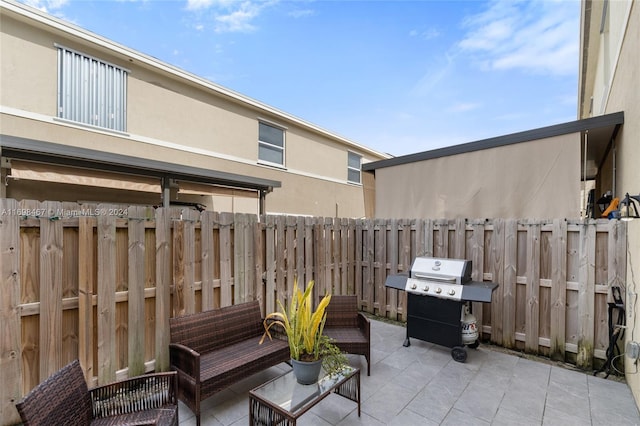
[260,280,336,362]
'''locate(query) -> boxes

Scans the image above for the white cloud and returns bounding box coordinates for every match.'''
[457,0,579,76]
[22,0,68,12]
[184,0,278,33]
[447,102,481,113]
[410,27,441,40]
[289,9,314,19]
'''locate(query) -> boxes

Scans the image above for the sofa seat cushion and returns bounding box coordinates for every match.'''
[324,328,368,344]
[200,336,290,395]
[91,408,177,425]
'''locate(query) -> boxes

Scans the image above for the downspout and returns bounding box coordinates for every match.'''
[161,176,171,208]
[259,187,273,215]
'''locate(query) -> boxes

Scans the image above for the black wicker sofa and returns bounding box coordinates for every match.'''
[169,300,290,426]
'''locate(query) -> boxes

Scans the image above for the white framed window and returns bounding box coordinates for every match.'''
[57,45,128,131]
[348,152,362,184]
[258,122,285,166]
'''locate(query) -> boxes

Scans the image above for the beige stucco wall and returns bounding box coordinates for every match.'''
[374,134,581,220]
[602,1,640,407]
[580,0,639,408]
[0,5,388,217]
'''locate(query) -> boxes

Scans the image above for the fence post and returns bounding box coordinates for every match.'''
[0,199,22,424]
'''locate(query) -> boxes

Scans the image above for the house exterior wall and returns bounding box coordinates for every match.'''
[0,2,388,217]
[373,134,581,220]
[579,0,640,407]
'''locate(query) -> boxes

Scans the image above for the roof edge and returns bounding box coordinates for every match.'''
[363,112,624,171]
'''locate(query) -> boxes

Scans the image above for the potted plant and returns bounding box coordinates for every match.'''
[260,280,348,384]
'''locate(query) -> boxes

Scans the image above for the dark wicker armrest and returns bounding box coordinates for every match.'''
[89,371,178,419]
[357,312,370,335]
[169,343,201,380]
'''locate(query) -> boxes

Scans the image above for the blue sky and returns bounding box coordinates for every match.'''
[24,0,581,157]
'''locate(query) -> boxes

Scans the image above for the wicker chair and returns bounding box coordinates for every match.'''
[16,359,178,426]
[323,295,371,375]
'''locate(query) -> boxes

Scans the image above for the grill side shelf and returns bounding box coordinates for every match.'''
[384,274,408,291]
[460,282,498,303]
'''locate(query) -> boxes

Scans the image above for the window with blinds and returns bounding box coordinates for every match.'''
[57,45,128,131]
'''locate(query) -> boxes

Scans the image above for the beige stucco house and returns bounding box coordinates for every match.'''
[0,0,390,218]
[578,0,640,406]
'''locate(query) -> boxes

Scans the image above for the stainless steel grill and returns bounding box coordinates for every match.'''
[385,256,498,362]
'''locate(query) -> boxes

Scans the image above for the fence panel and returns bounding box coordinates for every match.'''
[1,198,627,426]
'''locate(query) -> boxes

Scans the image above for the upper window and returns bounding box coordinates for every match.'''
[348,152,362,184]
[57,46,128,132]
[258,122,285,166]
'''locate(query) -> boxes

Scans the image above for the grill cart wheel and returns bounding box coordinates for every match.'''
[467,340,480,349]
[451,346,467,362]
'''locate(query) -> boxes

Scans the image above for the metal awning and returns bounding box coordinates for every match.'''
[0,135,281,192]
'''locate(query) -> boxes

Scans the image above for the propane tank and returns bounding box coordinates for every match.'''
[461,304,478,345]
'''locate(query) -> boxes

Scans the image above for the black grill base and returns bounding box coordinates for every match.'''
[404,293,469,362]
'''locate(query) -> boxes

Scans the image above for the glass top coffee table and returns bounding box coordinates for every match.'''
[249,366,360,426]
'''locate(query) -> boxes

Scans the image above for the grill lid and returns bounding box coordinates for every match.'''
[410,257,472,285]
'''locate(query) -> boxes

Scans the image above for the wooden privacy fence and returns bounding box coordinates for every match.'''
[0,199,628,423]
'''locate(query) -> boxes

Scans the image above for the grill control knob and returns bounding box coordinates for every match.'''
[423,285,429,292]
[448,289,455,296]
[410,283,417,290]
[435,288,442,294]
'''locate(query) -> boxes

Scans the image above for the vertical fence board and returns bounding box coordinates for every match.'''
[347,218,356,296]
[332,218,341,294]
[323,218,333,296]
[525,222,541,353]
[254,217,264,311]
[0,199,22,424]
[184,209,198,314]
[39,201,63,378]
[173,219,185,316]
[471,221,485,337]
[296,216,305,286]
[219,212,233,307]
[285,215,296,291]
[127,207,146,376]
[374,219,387,316]
[78,216,94,380]
[550,219,567,361]
[246,214,256,303]
[97,207,116,384]
[388,219,399,319]
[355,219,364,308]
[364,219,374,313]
[234,213,247,304]
[503,219,518,349]
[155,208,171,371]
[201,211,215,311]
[304,217,314,289]
[577,221,596,369]
[276,215,287,301]
[399,219,411,321]
[490,219,504,344]
[340,218,349,295]
[264,215,276,314]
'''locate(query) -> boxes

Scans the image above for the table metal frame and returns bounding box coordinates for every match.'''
[248,367,360,426]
